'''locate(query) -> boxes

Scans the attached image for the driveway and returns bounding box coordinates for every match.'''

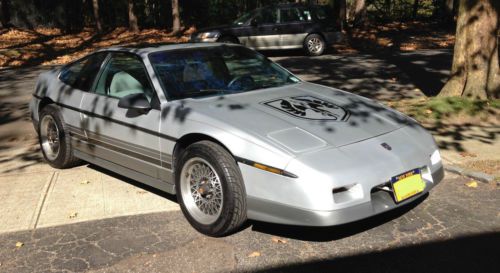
[0,172,498,273]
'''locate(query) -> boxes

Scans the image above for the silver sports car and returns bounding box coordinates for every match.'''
[30,43,444,236]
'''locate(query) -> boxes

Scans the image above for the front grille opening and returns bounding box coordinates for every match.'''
[371,181,393,194]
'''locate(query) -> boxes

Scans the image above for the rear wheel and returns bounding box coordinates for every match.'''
[304,34,326,56]
[175,141,247,236]
[38,105,81,168]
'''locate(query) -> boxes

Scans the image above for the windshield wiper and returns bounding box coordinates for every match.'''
[179,89,229,98]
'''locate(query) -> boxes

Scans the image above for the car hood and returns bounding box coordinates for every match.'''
[183,82,409,153]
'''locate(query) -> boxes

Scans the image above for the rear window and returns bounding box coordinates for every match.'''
[59,52,107,91]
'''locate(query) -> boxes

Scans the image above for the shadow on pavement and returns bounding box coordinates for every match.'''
[87,163,178,203]
[249,231,500,273]
[250,194,426,242]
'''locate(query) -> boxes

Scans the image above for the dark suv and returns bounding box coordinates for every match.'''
[191,4,342,56]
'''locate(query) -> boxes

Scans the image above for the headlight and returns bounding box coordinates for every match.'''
[197,31,220,39]
[430,149,441,165]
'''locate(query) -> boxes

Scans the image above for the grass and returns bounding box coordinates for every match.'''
[391,97,500,122]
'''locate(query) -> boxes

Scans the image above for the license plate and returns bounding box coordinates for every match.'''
[391,169,426,203]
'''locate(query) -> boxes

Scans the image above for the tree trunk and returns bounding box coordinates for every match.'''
[412,0,420,19]
[171,0,181,33]
[349,0,366,26]
[439,0,499,99]
[338,0,346,30]
[0,0,11,28]
[128,0,139,32]
[92,0,102,32]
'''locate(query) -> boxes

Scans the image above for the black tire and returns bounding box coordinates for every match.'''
[175,141,247,236]
[38,105,81,169]
[218,36,239,44]
[304,34,326,56]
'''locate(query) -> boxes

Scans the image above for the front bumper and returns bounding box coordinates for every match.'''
[190,37,218,43]
[247,165,444,226]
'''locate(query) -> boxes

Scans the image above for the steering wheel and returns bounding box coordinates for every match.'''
[227,75,255,90]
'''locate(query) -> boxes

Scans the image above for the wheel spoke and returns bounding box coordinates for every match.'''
[180,157,224,224]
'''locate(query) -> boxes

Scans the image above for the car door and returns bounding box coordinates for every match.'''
[55,52,108,132]
[242,7,280,49]
[278,7,314,48]
[79,52,163,179]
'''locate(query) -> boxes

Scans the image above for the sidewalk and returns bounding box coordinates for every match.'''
[0,145,179,234]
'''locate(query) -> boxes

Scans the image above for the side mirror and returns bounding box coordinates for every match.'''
[250,18,259,27]
[118,93,151,113]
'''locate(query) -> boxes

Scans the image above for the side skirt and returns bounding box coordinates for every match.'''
[74,150,176,195]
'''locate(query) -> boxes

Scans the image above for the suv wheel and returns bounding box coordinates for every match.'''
[304,34,326,56]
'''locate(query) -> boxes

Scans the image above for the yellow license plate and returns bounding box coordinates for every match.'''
[391,169,426,203]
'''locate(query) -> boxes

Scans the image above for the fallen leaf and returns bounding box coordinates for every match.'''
[69,212,78,219]
[15,242,24,248]
[248,251,261,258]
[465,181,478,188]
[425,109,433,114]
[458,152,477,158]
[80,180,90,185]
[271,237,288,244]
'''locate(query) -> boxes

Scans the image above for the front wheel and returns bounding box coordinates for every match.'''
[175,141,247,236]
[304,34,326,56]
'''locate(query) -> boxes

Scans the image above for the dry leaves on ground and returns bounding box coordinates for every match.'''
[248,251,261,258]
[0,27,191,68]
[271,237,288,244]
[15,242,24,248]
[465,181,478,188]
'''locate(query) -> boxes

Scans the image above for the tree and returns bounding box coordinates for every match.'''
[92,0,102,32]
[439,0,499,99]
[128,0,139,32]
[0,0,11,28]
[171,0,181,33]
[336,0,347,31]
[413,0,420,19]
[349,0,367,26]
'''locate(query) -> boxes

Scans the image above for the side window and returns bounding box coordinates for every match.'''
[254,8,278,24]
[94,53,155,101]
[279,8,307,23]
[59,53,107,91]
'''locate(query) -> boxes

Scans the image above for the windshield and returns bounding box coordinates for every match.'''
[149,46,300,100]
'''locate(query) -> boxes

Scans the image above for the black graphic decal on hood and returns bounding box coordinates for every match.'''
[262,96,350,121]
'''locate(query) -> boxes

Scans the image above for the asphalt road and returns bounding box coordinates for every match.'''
[1,50,498,273]
[0,173,498,273]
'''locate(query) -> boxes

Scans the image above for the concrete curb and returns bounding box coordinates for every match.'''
[444,164,495,183]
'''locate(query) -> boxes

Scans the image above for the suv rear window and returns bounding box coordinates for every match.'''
[279,8,312,23]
